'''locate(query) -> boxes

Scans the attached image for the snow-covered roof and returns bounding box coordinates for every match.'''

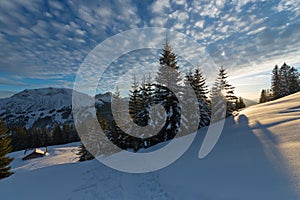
[24,148,45,156]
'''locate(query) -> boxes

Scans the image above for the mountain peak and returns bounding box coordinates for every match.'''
[0,87,110,128]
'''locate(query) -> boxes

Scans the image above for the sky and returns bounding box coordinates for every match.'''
[0,0,300,100]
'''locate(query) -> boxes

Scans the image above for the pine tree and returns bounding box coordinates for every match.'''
[156,37,182,92]
[129,75,142,125]
[271,65,281,99]
[259,89,267,103]
[259,89,273,103]
[11,126,29,151]
[138,75,151,127]
[77,143,94,162]
[0,121,14,179]
[41,127,50,146]
[279,63,290,97]
[287,66,300,94]
[155,37,182,141]
[185,68,210,127]
[236,97,246,109]
[53,124,63,145]
[210,67,237,118]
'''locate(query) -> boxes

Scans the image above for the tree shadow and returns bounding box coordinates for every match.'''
[175,114,300,199]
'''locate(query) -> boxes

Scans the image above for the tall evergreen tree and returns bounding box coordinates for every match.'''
[138,75,151,126]
[11,126,29,151]
[287,66,300,94]
[0,121,14,179]
[271,65,281,99]
[155,37,182,141]
[278,63,290,97]
[129,75,142,125]
[210,67,237,118]
[185,68,210,127]
[53,124,63,145]
[156,37,180,85]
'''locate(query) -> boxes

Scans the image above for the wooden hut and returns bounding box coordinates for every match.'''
[22,148,46,160]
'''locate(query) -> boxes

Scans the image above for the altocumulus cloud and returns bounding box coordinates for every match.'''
[0,0,299,95]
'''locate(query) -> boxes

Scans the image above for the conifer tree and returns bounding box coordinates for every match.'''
[259,89,267,103]
[210,67,237,118]
[138,75,151,126]
[11,126,29,151]
[0,121,14,179]
[259,89,273,103]
[271,65,281,99]
[185,68,210,127]
[129,75,141,125]
[77,143,94,162]
[235,97,246,109]
[287,66,300,94]
[53,124,63,145]
[155,37,181,141]
[156,37,180,85]
[279,63,290,97]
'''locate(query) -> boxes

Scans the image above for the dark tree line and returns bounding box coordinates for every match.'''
[260,63,300,103]
[0,120,14,179]
[10,124,79,152]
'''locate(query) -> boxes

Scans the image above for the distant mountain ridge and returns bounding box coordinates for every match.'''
[243,98,258,107]
[0,87,111,128]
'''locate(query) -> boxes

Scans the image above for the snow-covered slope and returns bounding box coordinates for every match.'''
[0,88,111,128]
[1,92,300,199]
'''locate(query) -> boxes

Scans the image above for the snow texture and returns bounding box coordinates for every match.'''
[1,92,300,199]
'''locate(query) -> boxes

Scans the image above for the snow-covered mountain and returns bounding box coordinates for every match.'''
[1,92,300,199]
[0,87,111,128]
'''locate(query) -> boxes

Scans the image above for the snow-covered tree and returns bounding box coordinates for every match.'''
[156,37,181,86]
[154,37,182,141]
[185,68,210,128]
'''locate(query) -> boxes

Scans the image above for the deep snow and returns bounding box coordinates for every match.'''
[1,92,300,199]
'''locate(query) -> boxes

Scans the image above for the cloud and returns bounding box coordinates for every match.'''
[0,0,300,97]
[0,77,30,86]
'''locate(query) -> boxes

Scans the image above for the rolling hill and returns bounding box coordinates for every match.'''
[1,92,300,199]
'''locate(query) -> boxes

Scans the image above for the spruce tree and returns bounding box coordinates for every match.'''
[259,89,266,103]
[155,37,182,141]
[271,65,281,99]
[279,63,290,97]
[287,66,300,94]
[53,124,63,145]
[11,126,29,151]
[156,38,180,84]
[129,75,142,125]
[0,121,14,179]
[138,75,151,127]
[236,97,246,109]
[185,68,210,127]
[210,67,237,118]
[77,143,94,162]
